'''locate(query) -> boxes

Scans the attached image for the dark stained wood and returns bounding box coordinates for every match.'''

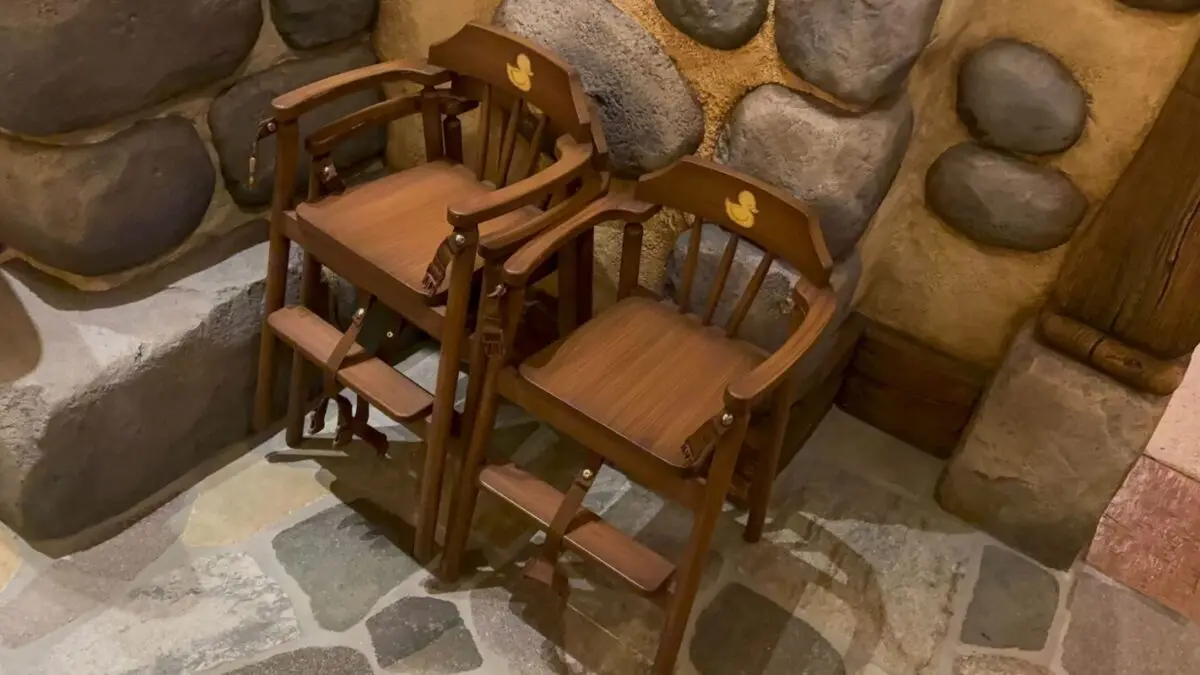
[1049,42,1200,381]
[617,223,643,301]
[678,215,703,313]
[271,59,451,122]
[837,372,973,459]
[1038,309,1187,396]
[852,321,987,408]
[702,234,739,326]
[443,114,464,163]
[441,156,836,675]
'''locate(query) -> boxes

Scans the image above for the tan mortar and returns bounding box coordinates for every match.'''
[378,0,1199,363]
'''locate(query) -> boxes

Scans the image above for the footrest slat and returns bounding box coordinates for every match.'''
[480,463,675,594]
[268,306,434,422]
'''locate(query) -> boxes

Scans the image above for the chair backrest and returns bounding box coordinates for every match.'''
[428,22,595,189]
[634,157,833,337]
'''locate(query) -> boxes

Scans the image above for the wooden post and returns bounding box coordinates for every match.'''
[1038,41,1200,396]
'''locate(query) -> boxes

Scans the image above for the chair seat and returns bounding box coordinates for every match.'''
[518,296,764,473]
[293,160,541,300]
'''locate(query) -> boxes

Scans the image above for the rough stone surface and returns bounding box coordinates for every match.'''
[32,552,299,675]
[718,84,913,260]
[774,0,943,107]
[926,143,1087,252]
[0,117,215,276]
[1063,571,1200,674]
[1120,0,1200,11]
[654,0,768,50]
[209,45,386,207]
[954,655,1055,675]
[938,323,1169,570]
[692,583,846,674]
[229,647,375,675]
[961,546,1059,649]
[270,0,378,50]
[272,500,422,631]
[957,39,1088,155]
[1089,456,1200,624]
[0,229,300,540]
[666,224,861,352]
[495,0,704,176]
[0,497,184,647]
[0,0,262,135]
[367,597,482,672]
[735,454,976,675]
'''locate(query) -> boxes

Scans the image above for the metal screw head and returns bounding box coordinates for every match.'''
[581,469,594,480]
[386,331,395,339]
[453,233,467,246]
[321,164,336,180]
[354,308,366,319]
[720,412,735,427]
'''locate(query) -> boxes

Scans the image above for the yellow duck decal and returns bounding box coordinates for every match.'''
[507,53,534,92]
[725,190,758,228]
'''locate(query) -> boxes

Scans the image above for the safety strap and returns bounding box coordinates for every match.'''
[524,454,604,595]
[480,284,507,358]
[421,232,468,300]
[247,117,279,189]
[680,411,735,470]
[313,153,346,195]
[308,293,390,457]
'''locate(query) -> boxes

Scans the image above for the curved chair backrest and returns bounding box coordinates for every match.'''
[428,22,596,188]
[634,156,833,336]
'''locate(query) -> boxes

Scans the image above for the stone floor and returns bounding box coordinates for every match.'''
[0,346,1196,675]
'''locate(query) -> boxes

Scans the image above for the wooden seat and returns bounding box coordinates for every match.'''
[293,161,541,300]
[520,296,763,473]
[441,157,839,675]
[251,22,608,566]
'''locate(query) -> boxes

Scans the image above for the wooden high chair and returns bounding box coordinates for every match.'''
[250,22,607,565]
[440,157,837,673]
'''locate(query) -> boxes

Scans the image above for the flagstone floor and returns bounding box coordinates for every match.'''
[0,346,1197,675]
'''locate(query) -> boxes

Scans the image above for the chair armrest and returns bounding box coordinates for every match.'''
[725,281,838,412]
[447,137,594,230]
[477,172,609,260]
[305,91,479,157]
[502,187,659,288]
[271,59,451,123]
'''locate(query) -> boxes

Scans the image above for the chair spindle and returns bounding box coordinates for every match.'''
[678,215,703,313]
[726,252,773,338]
[701,233,740,326]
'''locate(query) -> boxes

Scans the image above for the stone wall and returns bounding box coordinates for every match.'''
[377,0,1200,368]
[0,0,384,290]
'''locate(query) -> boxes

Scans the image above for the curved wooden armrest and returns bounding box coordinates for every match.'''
[272,59,451,123]
[502,187,659,287]
[477,172,609,260]
[305,91,479,157]
[447,137,594,229]
[725,282,838,412]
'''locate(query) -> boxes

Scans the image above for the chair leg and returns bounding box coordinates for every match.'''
[284,252,322,447]
[253,229,291,432]
[745,385,792,543]
[654,416,748,675]
[415,245,478,565]
[440,357,503,582]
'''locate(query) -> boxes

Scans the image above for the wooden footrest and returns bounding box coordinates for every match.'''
[479,463,676,594]
[268,306,434,423]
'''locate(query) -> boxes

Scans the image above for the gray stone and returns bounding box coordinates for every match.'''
[367,597,482,673]
[961,546,1059,649]
[692,583,845,675]
[717,84,913,259]
[954,655,1055,675]
[230,647,375,675]
[0,226,301,540]
[495,0,705,177]
[958,39,1088,155]
[938,323,1170,569]
[0,0,261,135]
[737,454,976,675]
[926,142,1087,252]
[774,0,943,107]
[33,552,299,675]
[0,497,184,647]
[655,0,768,50]
[272,500,422,631]
[1120,0,1200,12]
[0,117,215,276]
[209,45,386,207]
[270,0,378,50]
[665,224,861,352]
[1063,571,1200,674]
